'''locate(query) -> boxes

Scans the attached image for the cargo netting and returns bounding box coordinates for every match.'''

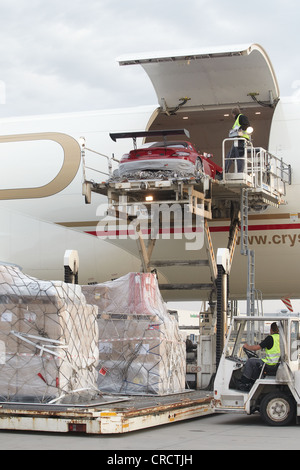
[0,265,99,404]
[0,266,186,402]
[82,272,186,395]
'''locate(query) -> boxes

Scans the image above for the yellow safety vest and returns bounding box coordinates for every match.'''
[233,114,250,140]
[262,334,281,365]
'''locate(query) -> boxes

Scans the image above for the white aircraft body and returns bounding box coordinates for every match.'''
[0,43,299,301]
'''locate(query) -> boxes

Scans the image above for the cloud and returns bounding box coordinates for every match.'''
[0,0,298,117]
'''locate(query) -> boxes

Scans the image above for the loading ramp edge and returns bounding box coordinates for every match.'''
[0,391,214,434]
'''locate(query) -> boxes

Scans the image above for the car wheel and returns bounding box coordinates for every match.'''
[260,392,296,426]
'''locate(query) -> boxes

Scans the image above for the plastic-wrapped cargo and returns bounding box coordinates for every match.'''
[0,265,99,403]
[82,273,186,395]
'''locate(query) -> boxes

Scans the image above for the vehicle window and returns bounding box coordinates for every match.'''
[225,319,268,360]
[147,141,188,149]
[139,143,154,148]
[290,321,300,361]
[146,142,165,148]
[225,320,247,359]
[168,144,186,148]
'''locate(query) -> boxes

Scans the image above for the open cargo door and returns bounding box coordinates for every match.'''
[118,44,280,160]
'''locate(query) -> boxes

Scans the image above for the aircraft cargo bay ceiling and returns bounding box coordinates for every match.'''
[118,44,279,167]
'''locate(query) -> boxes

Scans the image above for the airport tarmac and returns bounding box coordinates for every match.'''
[0,412,299,451]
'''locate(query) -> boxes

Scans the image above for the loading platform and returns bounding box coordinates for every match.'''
[0,391,213,434]
[82,136,291,293]
[83,136,290,210]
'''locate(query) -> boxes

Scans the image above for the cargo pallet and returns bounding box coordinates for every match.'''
[0,391,213,434]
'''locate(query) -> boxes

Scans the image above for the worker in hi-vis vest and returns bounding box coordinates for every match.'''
[225,106,251,173]
[236,322,281,392]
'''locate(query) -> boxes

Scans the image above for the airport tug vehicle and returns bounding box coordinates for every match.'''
[214,315,300,426]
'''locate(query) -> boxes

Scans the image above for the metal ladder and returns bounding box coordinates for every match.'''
[240,188,259,317]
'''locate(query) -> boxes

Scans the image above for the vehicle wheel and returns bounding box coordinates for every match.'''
[260,392,296,426]
[195,158,203,175]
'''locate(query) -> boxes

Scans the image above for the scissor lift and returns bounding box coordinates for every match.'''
[81,132,291,379]
[82,134,290,291]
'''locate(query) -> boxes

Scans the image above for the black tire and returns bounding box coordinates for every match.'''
[260,392,296,426]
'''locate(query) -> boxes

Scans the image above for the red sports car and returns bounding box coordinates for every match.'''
[118,140,222,179]
[110,129,223,179]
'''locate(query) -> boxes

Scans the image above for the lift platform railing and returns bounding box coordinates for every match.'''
[80,138,120,181]
[222,138,291,198]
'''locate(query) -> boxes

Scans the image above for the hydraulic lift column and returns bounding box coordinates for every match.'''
[216,248,230,367]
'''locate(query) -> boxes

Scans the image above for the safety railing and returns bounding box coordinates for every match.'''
[79,137,119,182]
[222,138,291,198]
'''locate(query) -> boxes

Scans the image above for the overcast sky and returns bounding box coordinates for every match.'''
[0,0,299,118]
[0,0,299,313]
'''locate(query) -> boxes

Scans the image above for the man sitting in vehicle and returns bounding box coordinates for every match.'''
[236,322,281,391]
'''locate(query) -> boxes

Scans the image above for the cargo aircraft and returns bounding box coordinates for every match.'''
[0,43,298,302]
